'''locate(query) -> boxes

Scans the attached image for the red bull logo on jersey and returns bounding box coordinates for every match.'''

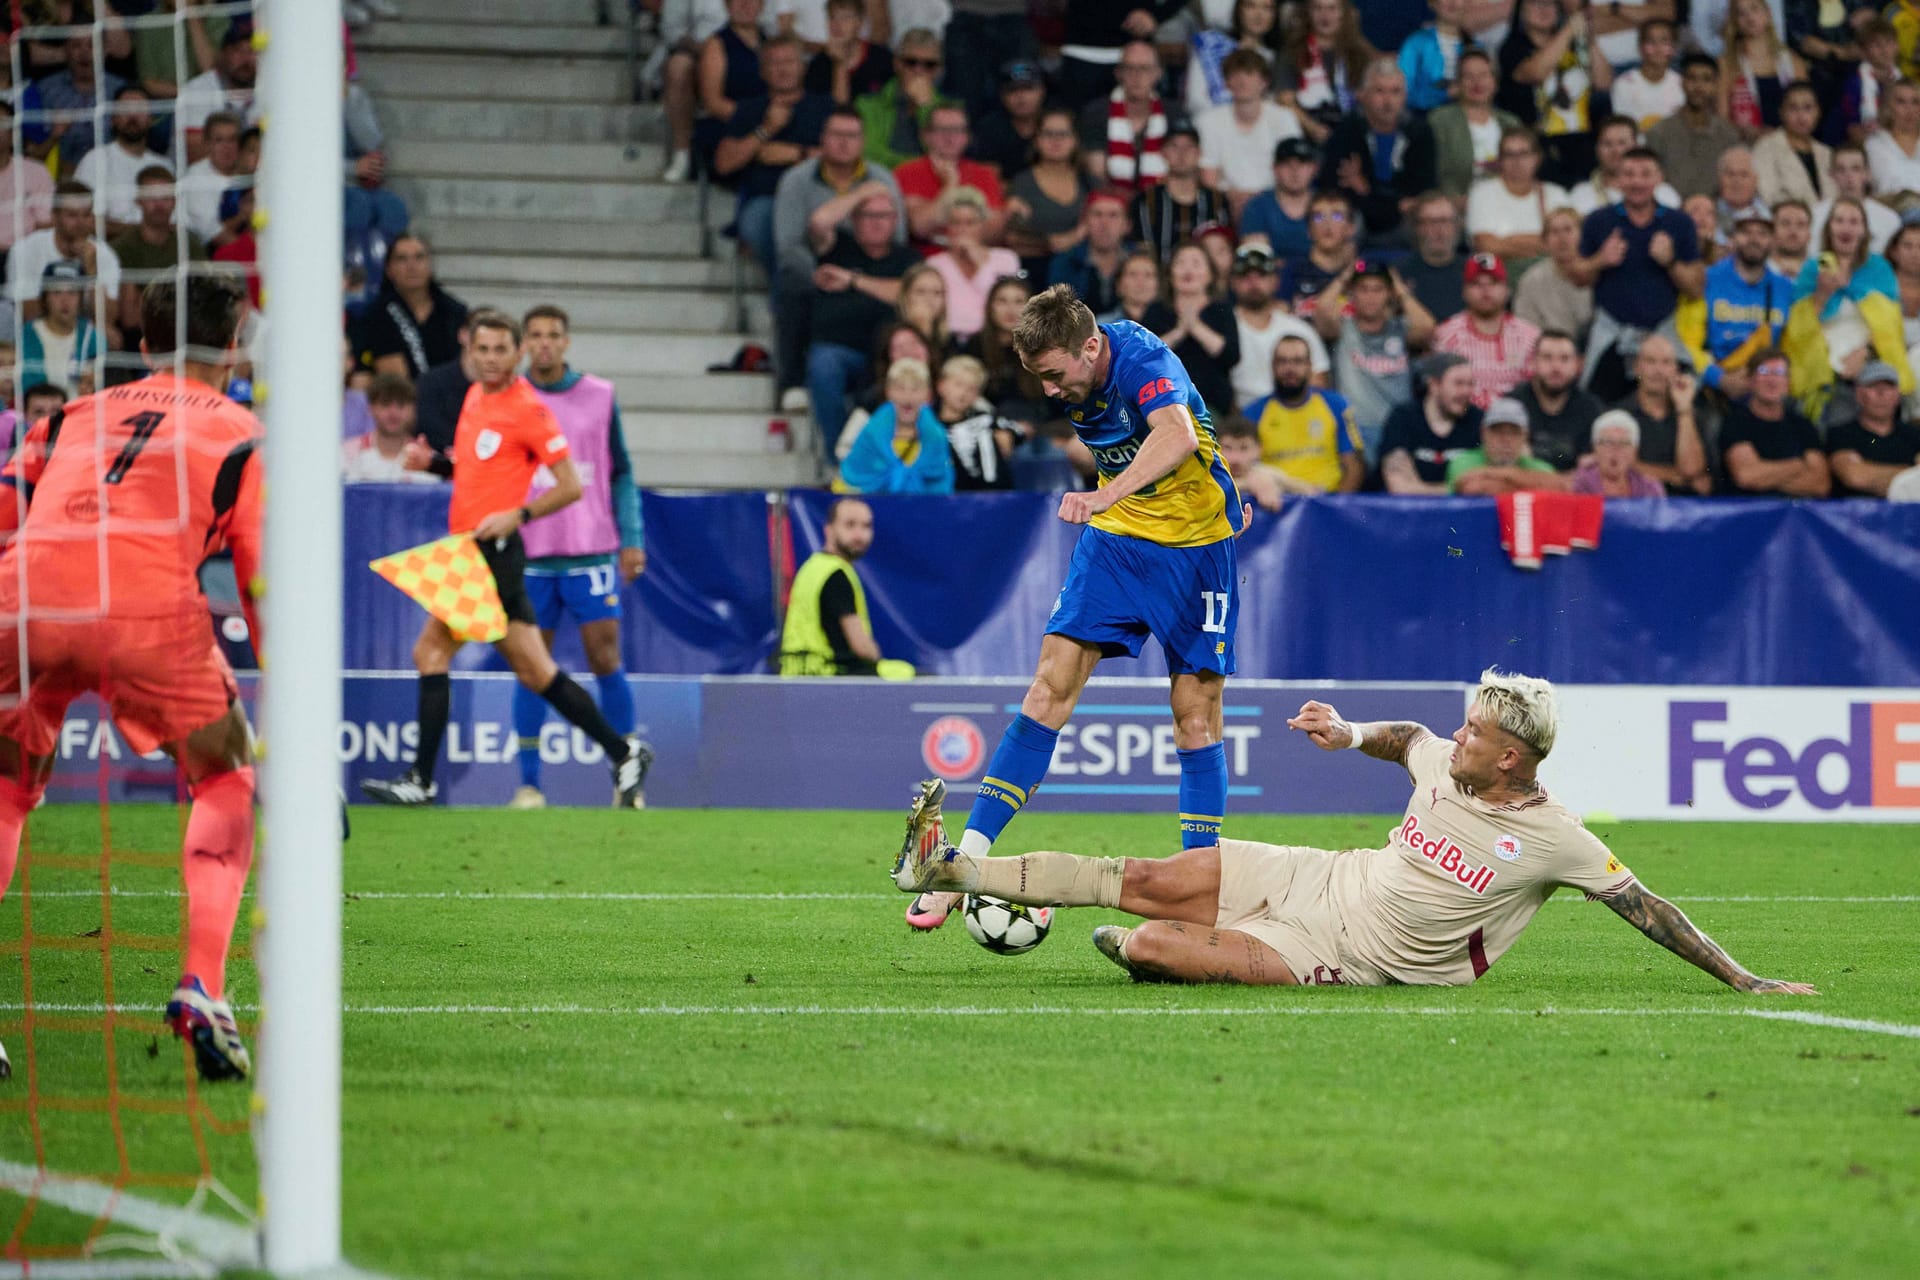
[1397,814,1497,894]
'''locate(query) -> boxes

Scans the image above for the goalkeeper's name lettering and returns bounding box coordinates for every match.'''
[111,384,232,411]
[1396,814,1498,895]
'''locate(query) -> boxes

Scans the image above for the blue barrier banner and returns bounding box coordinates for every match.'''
[346,488,1920,685]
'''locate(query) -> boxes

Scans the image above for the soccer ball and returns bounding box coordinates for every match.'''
[962,894,1053,955]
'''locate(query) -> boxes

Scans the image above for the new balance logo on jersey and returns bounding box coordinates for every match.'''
[1398,814,1496,894]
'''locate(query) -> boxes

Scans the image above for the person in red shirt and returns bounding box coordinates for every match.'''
[359,312,651,810]
[894,102,1008,252]
[0,273,261,1083]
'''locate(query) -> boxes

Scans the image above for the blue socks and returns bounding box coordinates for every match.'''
[1177,742,1227,848]
[513,673,637,789]
[963,714,1059,849]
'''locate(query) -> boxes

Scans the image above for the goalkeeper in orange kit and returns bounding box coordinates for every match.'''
[0,274,261,1083]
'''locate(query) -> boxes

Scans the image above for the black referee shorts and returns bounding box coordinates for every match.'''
[476,530,538,628]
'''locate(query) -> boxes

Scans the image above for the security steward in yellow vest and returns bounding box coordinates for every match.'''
[780,497,911,677]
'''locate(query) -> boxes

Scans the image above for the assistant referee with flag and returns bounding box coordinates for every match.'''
[360,309,650,809]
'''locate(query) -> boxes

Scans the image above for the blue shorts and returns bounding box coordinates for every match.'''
[524,558,623,630]
[1046,527,1237,675]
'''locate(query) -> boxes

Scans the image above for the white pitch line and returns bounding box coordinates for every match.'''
[19,890,1920,904]
[0,1159,252,1278]
[1741,1009,1920,1039]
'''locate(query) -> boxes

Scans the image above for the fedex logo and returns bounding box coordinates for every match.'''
[1396,814,1496,894]
[1669,701,1920,810]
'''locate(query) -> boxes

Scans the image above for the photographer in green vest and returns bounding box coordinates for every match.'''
[779,497,914,678]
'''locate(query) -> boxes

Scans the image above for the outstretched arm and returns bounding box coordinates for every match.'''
[1602,881,1816,994]
[1286,700,1434,766]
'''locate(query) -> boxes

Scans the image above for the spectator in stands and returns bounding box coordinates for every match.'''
[1132,124,1229,262]
[1236,137,1316,263]
[341,335,375,439]
[1244,334,1366,492]
[1195,219,1237,289]
[1717,347,1831,495]
[212,187,260,311]
[776,108,905,407]
[848,321,937,435]
[0,103,56,256]
[1514,207,1595,343]
[1719,0,1806,141]
[926,188,1018,341]
[1276,0,1376,145]
[1284,189,1359,318]
[1611,20,1685,134]
[1319,59,1436,248]
[1196,49,1301,219]
[937,353,1020,490]
[1005,107,1091,279]
[655,0,726,180]
[778,496,887,676]
[1381,352,1483,493]
[1827,360,1920,495]
[1681,204,1789,399]
[1789,197,1911,422]
[944,1,1037,123]
[1315,260,1434,463]
[1814,145,1901,252]
[895,262,954,362]
[1155,240,1241,418]
[20,31,125,177]
[1047,189,1133,316]
[1078,41,1176,193]
[342,66,409,253]
[1399,192,1469,320]
[1229,242,1331,407]
[361,234,467,382]
[1103,250,1166,326]
[1753,84,1833,210]
[1713,148,1769,239]
[181,112,247,249]
[1648,55,1744,200]
[697,0,771,177]
[836,356,955,493]
[1186,0,1283,119]
[967,59,1045,178]
[1614,335,1710,494]
[7,181,123,337]
[408,312,480,457]
[1056,3,1183,111]
[1448,395,1570,494]
[1572,115,1684,215]
[1434,253,1542,408]
[716,35,834,276]
[1836,19,1902,147]
[806,191,918,453]
[1572,146,1703,400]
[177,20,258,162]
[1569,408,1668,496]
[19,383,67,434]
[20,262,100,397]
[1499,0,1613,187]
[343,372,439,485]
[856,27,951,170]
[806,0,894,105]
[1511,328,1606,470]
[1429,49,1519,203]
[1784,0,1872,102]
[1770,198,1814,278]
[1888,222,1920,350]
[1867,80,1920,210]
[963,274,1049,426]
[1685,194,1727,266]
[1467,126,1567,277]
[1216,413,1289,511]
[1399,0,1473,113]
[71,87,166,235]
[111,165,208,348]
[897,103,1007,249]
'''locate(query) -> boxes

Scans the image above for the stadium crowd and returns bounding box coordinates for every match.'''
[643,0,1920,501]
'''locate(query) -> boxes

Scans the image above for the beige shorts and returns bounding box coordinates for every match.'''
[1214,839,1386,987]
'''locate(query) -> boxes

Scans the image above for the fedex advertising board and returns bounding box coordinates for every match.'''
[1548,687,1920,822]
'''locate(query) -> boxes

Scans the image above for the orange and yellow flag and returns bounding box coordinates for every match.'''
[369,534,508,644]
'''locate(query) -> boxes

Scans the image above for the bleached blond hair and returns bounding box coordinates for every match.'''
[1473,668,1558,760]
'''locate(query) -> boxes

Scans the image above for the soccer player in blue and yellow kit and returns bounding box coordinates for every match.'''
[898,283,1251,930]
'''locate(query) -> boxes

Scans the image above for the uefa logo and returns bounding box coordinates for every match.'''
[921,716,985,780]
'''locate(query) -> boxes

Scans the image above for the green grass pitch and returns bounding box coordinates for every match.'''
[4,803,1919,1279]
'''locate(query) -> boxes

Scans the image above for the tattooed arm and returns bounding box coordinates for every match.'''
[1286,701,1434,765]
[1602,882,1817,995]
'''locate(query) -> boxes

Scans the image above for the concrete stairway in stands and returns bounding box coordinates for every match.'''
[355,0,814,490]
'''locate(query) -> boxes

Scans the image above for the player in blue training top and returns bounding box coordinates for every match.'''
[897,283,1251,931]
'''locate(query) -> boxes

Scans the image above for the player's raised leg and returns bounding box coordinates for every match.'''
[361,614,461,805]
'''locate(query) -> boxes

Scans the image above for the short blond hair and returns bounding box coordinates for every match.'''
[939,354,986,390]
[885,356,931,390]
[1012,283,1096,360]
[1473,668,1558,760]
[937,185,990,223]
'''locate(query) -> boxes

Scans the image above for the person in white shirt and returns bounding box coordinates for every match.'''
[176,22,259,163]
[0,101,55,254]
[1197,47,1302,219]
[1814,144,1902,254]
[70,86,170,234]
[1568,115,1683,214]
[5,180,123,335]
[1608,19,1684,133]
[342,372,440,484]
[1466,126,1568,274]
[180,112,249,249]
[1867,81,1920,211]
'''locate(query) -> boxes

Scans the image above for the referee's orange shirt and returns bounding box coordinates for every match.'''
[448,376,570,534]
